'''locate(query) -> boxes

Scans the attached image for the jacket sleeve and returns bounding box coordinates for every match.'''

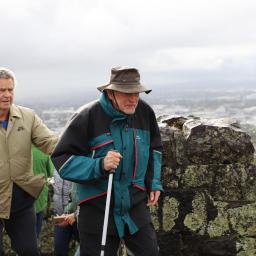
[51,109,106,183]
[145,108,164,192]
[31,113,58,154]
[63,183,79,214]
[52,169,72,215]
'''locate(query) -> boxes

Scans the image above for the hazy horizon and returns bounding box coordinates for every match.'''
[14,83,256,109]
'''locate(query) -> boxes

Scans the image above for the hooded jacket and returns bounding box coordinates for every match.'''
[52,92,163,237]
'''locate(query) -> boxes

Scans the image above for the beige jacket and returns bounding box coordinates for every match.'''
[0,105,58,219]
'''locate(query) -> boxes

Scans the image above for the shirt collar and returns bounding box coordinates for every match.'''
[0,120,8,129]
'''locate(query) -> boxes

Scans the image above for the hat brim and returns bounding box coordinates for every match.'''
[97,83,152,94]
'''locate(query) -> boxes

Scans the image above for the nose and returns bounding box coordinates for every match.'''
[128,93,139,102]
[3,90,12,97]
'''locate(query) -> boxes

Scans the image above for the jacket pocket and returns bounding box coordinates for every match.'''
[15,174,45,199]
[89,133,114,158]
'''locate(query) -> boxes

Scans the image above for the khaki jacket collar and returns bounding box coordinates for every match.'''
[9,104,22,119]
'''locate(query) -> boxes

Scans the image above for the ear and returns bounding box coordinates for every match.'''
[106,90,114,101]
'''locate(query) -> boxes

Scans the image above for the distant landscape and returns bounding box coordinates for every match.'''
[16,87,256,145]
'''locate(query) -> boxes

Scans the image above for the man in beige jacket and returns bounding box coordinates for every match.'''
[0,68,58,255]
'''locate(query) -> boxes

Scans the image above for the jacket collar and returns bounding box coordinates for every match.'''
[99,92,127,121]
[9,104,22,119]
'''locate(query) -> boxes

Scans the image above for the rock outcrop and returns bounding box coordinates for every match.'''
[154,116,256,256]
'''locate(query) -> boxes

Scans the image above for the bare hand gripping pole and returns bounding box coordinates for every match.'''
[100,169,115,256]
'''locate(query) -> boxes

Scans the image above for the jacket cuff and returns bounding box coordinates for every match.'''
[151,179,164,192]
[98,158,108,177]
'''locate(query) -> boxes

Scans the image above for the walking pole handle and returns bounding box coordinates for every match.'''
[100,169,115,256]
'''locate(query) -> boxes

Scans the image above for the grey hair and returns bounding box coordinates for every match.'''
[0,67,16,87]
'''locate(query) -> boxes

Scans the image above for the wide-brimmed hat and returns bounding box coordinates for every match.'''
[97,66,151,94]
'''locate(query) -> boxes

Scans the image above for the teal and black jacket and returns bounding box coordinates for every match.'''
[51,92,163,237]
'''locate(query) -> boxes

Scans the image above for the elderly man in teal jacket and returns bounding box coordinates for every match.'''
[52,67,163,256]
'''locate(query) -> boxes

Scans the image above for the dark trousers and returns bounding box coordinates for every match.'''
[36,211,44,239]
[0,206,39,256]
[0,221,3,256]
[54,223,80,256]
[79,223,159,256]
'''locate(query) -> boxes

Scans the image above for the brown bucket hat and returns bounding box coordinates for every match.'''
[97,66,151,94]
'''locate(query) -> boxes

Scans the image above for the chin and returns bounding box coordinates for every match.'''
[124,110,136,115]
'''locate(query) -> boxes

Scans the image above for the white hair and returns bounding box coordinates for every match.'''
[0,67,17,87]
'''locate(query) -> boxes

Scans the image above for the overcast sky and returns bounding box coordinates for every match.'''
[1,0,256,101]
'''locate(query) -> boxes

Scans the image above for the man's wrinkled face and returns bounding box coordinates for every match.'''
[107,90,139,114]
[0,78,14,113]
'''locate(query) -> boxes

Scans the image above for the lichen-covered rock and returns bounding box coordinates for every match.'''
[236,237,256,256]
[162,116,188,130]
[158,116,256,256]
[183,118,254,165]
[207,201,230,237]
[2,233,14,255]
[162,197,179,232]
[228,203,256,237]
[161,117,255,167]
[180,165,215,188]
[150,204,161,231]
[183,192,207,235]
[160,125,188,169]
[163,163,256,203]
[213,164,256,202]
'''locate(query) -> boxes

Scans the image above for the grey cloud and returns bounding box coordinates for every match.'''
[1,0,256,101]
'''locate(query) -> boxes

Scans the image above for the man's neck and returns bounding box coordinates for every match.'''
[0,109,10,121]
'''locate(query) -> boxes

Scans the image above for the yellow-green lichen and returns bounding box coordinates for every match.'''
[228,203,256,236]
[184,192,207,234]
[150,205,160,231]
[207,201,230,237]
[236,237,256,256]
[162,197,179,232]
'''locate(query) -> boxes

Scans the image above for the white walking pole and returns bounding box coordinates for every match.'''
[100,170,114,256]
